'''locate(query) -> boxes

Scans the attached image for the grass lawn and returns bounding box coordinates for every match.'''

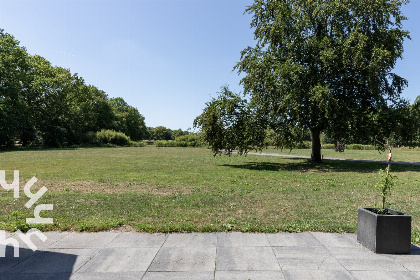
[1,147,419,243]
[263,147,420,162]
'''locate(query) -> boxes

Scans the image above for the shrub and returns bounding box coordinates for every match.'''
[174,134,204,147]
[295,142,310,149]
[155,136,204,148]
[96,130,131,146]
[322,144,335,149]
[130,141,146,147]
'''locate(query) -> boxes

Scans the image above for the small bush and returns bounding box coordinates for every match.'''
[295,142,310,149]
[155,138,204,148]
[156,134,205,147]
[347,144,376,150]
[186,135,204,147]
[322,144,335,149]
[96,130,131,146]
[130,141,146,147]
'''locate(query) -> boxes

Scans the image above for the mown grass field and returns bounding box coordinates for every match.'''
[264,147,420,162]
[1,147,419,243]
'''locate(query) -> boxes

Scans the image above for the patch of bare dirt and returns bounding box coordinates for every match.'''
[29,180,197,196]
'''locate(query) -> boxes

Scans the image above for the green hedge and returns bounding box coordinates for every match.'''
[156,135,204,147]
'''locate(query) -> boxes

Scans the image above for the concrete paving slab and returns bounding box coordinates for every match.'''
[216,247,281,271]
[105,232,167,248]
[148,247,216,272]
[163,233,217,247]
[77,247,160,273]
[17,231,71,250]
[386,250,420,272]
[2,232,420,279]
[0,273,72,280]
[311,232,359,249]
[5,248,96,274]
[0,246,36,273]
[283,269,354,280]
[70,272,145,280]
[217,232,270,247]
[49,232,120,249]
[267,232,324,247]
[337,257,408,272]
[272,246,343,271]
[350,270,419,280]
[215,270,285,279]
[142,271,214,280]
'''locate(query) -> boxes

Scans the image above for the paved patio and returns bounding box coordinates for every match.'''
[1,232,420,279]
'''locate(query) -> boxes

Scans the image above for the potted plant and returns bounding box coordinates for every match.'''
[357,140,412,254]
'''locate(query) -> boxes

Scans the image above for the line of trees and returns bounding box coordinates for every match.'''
[0,29,147,147]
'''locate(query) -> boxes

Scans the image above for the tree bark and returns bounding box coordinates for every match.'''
[310,128,322,163]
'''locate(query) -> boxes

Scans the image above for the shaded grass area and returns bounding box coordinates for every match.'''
[1,147,419,243]
[263,148,420,163]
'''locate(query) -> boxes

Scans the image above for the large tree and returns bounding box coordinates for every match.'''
[195,0,410,162]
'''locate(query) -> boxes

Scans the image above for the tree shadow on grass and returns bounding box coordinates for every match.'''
[222,158,420,173]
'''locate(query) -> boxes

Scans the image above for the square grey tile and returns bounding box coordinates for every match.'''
[163,233,217,247]
[0,273,72,280]
[148,247,216,272]
[386,252,420,272]
[49,232,120,249]
[267,232,323,247]
[17,232,71,250]
[283,270,354,280]
[339,257,407,272]
[6,248,97,274]
[331,247,408,271]
[105,232,167,248]
[350,271,419,280]
[217,247,281,271]
[273,246,343,270]
[70,272,145,280]
[77,247,160,273]
[0,246,37,272]
[311,232,358,249]
[217,232,270,247]
[215,271,285,279]
[142,271,214,280]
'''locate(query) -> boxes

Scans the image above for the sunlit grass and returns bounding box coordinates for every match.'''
[0,147,419,243]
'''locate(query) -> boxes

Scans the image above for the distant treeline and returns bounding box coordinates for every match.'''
[0,29,149,147]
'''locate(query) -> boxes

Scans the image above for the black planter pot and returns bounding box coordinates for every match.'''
[357,207,411,254]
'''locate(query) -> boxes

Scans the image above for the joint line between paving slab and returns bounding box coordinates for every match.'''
[1,231,69,274]
[70,232,123,276]
[213,233,219,279]
[310,232,349,273]
[266,233,284,272]
[141,233,169,279]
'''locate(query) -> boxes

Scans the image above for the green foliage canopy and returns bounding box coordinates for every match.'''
[0,29,147,147]
[195,0,411,162]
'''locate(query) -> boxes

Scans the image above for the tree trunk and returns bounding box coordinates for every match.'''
[310,128,322,163]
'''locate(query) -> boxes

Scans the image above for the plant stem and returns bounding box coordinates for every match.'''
[383,138,392,210]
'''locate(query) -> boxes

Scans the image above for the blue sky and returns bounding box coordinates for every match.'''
[0,0,419,131]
